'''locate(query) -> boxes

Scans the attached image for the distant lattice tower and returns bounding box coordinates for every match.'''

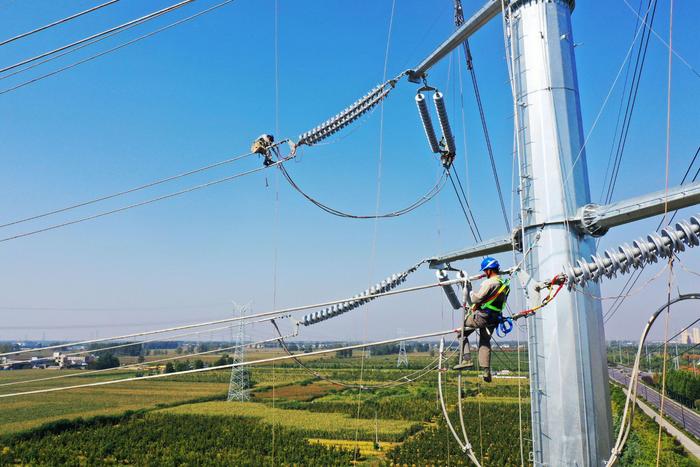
[227,303,250,402]
[397,329,408,368]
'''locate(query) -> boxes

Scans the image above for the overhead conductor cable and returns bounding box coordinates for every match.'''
[0,0,120,48]
[0,0,195,75]
[415,93,440,153]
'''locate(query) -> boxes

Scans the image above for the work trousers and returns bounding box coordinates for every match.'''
[462,311,498,369]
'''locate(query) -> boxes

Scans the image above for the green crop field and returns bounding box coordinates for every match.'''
[161,400,419,441]
[0,351,698,465]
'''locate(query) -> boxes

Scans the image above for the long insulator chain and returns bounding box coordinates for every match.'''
[297,74,403,147]
[415,93,440,154]
[433,91,457,157]
[301,261,423,326]
[565,214,700,288]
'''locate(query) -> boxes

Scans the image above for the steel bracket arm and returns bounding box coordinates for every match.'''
[428,181,700,268]
[428,230,521,268]
[577,181,700,237]
[407,0,502,83]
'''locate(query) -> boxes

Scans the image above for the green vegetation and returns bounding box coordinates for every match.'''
[0,369,230,434]
[1,350,698,465]
[87,353,119,370]
[387,401,532,466]
[610,385,700,466]
[0,413,354,465]
[161,400,420,441]
[662,370,700,411]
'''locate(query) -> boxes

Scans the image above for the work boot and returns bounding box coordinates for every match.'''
[452,357,473,371]
[481,368,492,383]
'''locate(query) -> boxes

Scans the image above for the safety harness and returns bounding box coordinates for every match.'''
[472,277,513,337]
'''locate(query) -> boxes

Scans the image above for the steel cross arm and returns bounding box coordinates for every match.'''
[407,0,502,83]
[578,180,700,236]
[428,232,515,268]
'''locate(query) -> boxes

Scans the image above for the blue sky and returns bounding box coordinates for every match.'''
[0,0,698,343]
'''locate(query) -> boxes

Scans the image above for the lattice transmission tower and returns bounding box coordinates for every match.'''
[227,303,250,402]
[397,329,408,368]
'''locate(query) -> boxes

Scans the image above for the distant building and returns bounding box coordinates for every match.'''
[679,330,692,344]
[53,352,94,369]
[693,328,700,344]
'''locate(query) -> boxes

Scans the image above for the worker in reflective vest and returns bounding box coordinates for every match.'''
[453,257,510,382]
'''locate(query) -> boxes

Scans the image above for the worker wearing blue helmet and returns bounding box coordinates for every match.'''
[453,256,510,382]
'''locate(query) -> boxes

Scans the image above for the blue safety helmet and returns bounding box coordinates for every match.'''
[480,257,500,271]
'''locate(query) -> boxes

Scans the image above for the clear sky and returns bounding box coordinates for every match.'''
[0,0,698,344]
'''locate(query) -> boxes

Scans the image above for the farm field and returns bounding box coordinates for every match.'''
[0,351,698,465]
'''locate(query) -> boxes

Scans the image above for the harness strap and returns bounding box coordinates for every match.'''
[480,278,510,312]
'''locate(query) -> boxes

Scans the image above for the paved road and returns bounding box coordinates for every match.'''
[609,367,700,440]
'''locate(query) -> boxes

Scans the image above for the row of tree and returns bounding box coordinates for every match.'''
[662,370,700,410]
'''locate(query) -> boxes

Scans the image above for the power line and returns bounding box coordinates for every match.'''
[454,0,509,231]
[0,328,456,399]
[0,0,237,95]
[602,0,658,205]
[649,317,700,354]
[279,164,447,219]
[0,0,120,48]
[2,273,475,358]
[0,149,253,229]
[1,333,286,389]
[0,0,195,75]
[0,154,290,244]
[447,170,480,243]
[621,0,700,80]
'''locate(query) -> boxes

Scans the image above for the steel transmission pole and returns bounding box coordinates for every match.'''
[508,0,612,464]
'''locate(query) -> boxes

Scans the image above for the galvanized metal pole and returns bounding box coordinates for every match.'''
[508,1,612,464]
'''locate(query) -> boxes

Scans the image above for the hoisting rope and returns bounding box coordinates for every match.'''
[605,293,700,466]
[437,338,482,466]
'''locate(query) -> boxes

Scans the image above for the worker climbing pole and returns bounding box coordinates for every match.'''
[453,257,511,381]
